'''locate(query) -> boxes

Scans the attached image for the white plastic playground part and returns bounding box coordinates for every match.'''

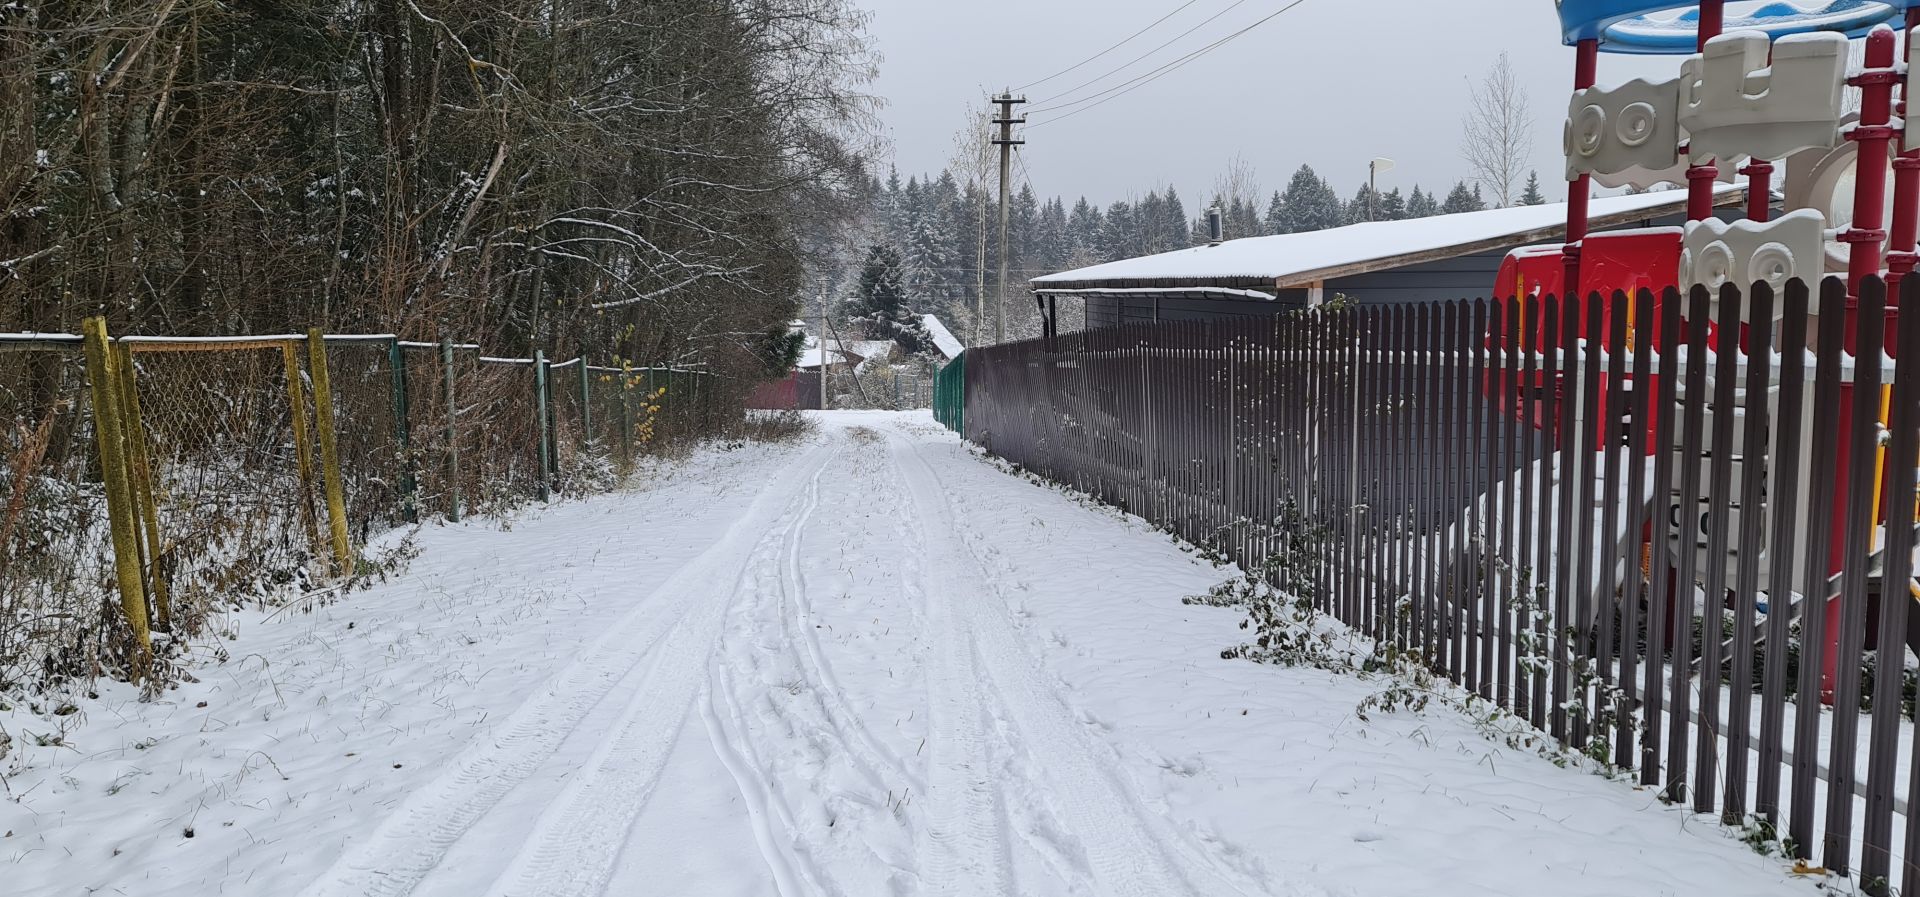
[1679,208,1826,319]
[1565,77,1685,183]
[1783,137,1897,271]
[1679,31,1847,164]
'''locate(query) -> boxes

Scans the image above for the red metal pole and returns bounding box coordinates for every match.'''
[1685,1,1726,224]
[1888,10,1920,301]
[1563,39,1599,298]
[1741,161,1773,223]
[1824,25,1901,702]
[1844,27,1898,306]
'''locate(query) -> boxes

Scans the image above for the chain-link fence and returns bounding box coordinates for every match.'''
[0,324,719,693]
[0,337,117,690]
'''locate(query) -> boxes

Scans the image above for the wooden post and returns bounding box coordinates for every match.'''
[441,338,461,523]
[307,329,352,573]
[281,342,324,564]
[113,342,171,632]
[80,317,152,670]
[535,351,552,501]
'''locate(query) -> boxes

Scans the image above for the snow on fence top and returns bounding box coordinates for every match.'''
[1030,186,1744,292]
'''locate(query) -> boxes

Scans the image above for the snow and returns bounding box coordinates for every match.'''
[919,314,964,360]
[845,339,898,372]
[1032,186,1744,289]
[0,413,1824,897]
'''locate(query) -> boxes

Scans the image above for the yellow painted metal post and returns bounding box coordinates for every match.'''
[282,342,324,563]
[81,318,152,671]
[307,329,352,573]
[113,343,171,632]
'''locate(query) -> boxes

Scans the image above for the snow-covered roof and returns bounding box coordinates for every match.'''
[919,314,964,360]
[796,346,856,370]
[1031,187,1744,292]
[847,340,898,372]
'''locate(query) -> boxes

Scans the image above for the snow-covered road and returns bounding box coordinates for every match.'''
[5,412,1820,896]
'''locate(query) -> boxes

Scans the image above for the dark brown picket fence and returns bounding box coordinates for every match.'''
[963,276,1920,893]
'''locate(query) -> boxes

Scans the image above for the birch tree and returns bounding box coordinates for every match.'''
[1461,52,1534,208]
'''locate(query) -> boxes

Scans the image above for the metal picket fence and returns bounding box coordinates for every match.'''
[0,322,716,693]
[963,276,1920,892]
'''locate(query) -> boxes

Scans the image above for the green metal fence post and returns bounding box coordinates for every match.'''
[387,337,417,522]
[441,337,461,522]
[579,356,592,450]
[534,350,552,502]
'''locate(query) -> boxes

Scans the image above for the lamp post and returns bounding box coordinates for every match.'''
[1369,157,1395,220]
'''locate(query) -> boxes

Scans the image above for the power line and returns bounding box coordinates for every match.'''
[1011,0,1207,92]
[1026,0,1311,129]
[1027,0,1255,109]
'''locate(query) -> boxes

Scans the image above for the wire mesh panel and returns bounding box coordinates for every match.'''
[467,359,545,509]
[123,342,318,626]
[322,343,406,538]
[0,342,118,688]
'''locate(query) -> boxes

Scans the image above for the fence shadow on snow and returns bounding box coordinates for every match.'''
[961,275,1920,892]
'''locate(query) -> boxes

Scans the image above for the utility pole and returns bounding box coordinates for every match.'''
[992,92,1027,345]
[818,295,829,411]
[1368,157,1394,222]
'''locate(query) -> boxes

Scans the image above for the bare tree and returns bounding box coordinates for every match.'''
[949,95,995,347]
[1209,154,1262,240]
[1461,53,1534,208]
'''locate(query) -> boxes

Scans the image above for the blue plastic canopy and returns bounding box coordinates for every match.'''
[1558,1,1917,53]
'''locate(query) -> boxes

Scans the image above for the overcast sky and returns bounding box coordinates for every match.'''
[858,0,1684,206]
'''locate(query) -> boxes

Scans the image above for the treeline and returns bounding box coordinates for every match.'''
[0,0,879,389]
[859,163,1547,344]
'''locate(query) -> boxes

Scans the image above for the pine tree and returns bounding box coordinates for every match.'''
[1263,190,1287,235]
[1407,185,1440,218]
[1273,165,1342,233]
[1067,198,1103,261]
[1442,180,1486,215]
[1519,171,1546,206]
[852,243,909,332]
[1379,188,1407,220]
[1346,183,1381,225]
[1160,186,1189,250]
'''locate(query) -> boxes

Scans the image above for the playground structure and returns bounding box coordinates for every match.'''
[1518,2,1920,711]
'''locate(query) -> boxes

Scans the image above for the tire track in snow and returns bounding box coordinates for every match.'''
[886,434,1014,897]
[476,443,843,897]
[881,421,1296,897]
[777,452,930,798]
[297,440,837,897]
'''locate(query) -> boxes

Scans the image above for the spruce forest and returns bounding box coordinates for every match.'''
[857,160,1541,344]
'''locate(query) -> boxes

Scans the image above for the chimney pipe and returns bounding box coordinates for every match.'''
[1207,206,1224,245]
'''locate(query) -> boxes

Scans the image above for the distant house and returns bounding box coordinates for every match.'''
[751,315,964,409]
[919,314,963,362]
[1030,187,1748,328]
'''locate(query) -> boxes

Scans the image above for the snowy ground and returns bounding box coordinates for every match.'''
[2,411,1824,897]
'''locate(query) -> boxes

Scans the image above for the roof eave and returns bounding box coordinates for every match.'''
[1027,189,1742,293]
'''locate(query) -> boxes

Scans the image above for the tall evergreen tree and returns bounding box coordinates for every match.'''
[1274,165,1343,233]
[852,243,909,329]
[1519,171,1546,206]
[1379,188,1407,220]
[1441,180,1487,215]
[1263,190,1287,236]
[1407,185,1441,218]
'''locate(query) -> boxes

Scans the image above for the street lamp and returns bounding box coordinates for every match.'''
[1369,157,1395,221]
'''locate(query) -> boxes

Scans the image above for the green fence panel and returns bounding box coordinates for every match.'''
[934,351,965,433]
